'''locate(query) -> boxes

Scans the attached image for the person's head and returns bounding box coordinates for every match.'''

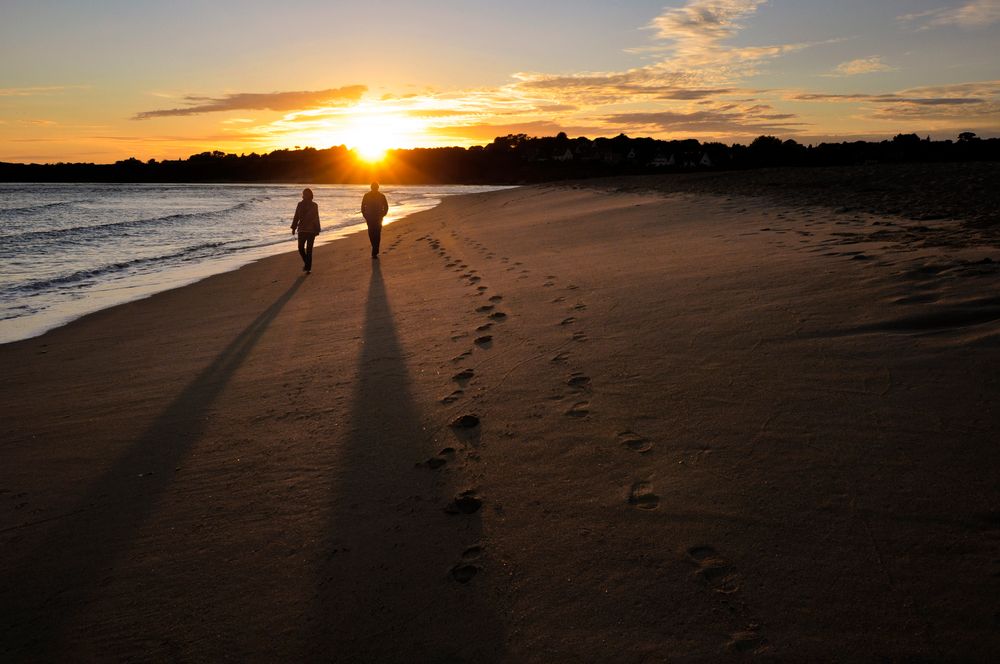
[370,182,379,192]
[302,188,313,201]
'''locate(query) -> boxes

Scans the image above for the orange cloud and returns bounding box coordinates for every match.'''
[827,57,895,77]
[134,86,367,119]
[900,1,1000,29]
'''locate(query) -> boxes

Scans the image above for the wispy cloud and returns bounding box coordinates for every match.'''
[134,86,367,119]
[791,80,1000,104]
[0,85,87,97]
[650,0,768,50]
[899,0,1000,29]
[827,56,895,77]
[604,106,805,136]
[789,80,1000,126]
[510,0,817,103]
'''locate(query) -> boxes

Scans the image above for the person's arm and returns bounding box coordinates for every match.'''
[361,194,369,218]
[380,194,389,217]
[291,201,301,234]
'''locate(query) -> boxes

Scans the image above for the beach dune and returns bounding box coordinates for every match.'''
[2,184,998,660]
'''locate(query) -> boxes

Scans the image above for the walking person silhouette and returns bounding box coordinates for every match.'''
[361,182,389,259]
[291,188,320,273]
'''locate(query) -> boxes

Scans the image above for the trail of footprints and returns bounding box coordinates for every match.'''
[411,231,515,585]
[416,230,762,651]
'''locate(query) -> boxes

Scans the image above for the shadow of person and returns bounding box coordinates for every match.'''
[0,276,306,658]
[309,262,503,662]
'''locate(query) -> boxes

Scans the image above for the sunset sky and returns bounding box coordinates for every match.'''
[2,0,998,163]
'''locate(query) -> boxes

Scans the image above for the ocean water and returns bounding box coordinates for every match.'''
[0,182,506,344]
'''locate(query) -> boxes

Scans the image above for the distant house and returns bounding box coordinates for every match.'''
[650,152,673,167]
[699,153,713,167]
[552,148,574,162]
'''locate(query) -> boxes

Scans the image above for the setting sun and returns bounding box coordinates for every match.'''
[342,108,423,163]
[355,143,388,163]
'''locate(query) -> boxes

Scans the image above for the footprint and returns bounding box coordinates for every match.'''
[462,545,482,560]
[572,331,588,342]
[727,628,765,654]
[488,295,503,303]
[551,297,566,303]
[469,276,482,283]
[476,286,488,292]
[543,281,555,287]
[474,335,493,346]
[449,414,480,429]
[450,564,479,584]
[422,447,456,469]
[476,323,493,332]
[452,369,474,383]
[476,305,495,313]
[559,317,576,326]
[627,482,660,510]
[566,374,590,389]
[618,431,652,453]
[445,490,482,514]
[572,303,587,312]
[551,352,569,363]
[451,350,472,363]
[488,312,507,321]
[565,401,590,418]
[686,546,740,593]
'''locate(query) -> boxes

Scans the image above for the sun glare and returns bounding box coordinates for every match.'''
[349,122,394,162]
[343,110,421,163]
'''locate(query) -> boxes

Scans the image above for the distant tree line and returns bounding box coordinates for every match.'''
[1,132,997,184]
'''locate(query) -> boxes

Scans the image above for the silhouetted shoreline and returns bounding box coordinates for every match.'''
[2,132,997,185]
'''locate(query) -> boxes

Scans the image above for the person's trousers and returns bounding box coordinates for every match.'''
[365,219,382,256]
[297,233,316,270]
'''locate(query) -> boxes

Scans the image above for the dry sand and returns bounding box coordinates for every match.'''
[2,183,999,661]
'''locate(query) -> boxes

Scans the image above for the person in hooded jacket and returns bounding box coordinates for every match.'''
[291,188,320,273]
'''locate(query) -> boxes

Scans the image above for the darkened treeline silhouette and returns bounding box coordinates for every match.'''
[1,132,997,184]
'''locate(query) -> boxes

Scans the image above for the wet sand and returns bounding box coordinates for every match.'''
[2,182,999,660]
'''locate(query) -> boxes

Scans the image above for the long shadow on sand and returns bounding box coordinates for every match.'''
[1,276,305,657]
[308,263,503,662]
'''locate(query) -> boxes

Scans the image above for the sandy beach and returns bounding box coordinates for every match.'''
[2,180,999,660]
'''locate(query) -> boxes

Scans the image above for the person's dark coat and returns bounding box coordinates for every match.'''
[292,200,321,235]
[361,191,388,222]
